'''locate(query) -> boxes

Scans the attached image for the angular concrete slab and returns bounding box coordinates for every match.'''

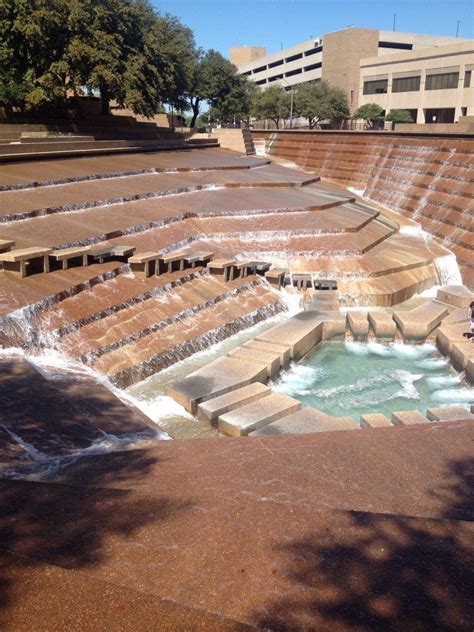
[256,311,324,360]
[242,340,291,368]
[393,300,449,342]
[322,314,346,340]
[249,407,357,436]
[227,347,281,378]
[426,405,474,422]
[218,392,301,436]
[347,311,369,340]
[368,311,397,339]
[391,410,431,426]
[197,382,271,424]
[360,413,392,428]
[436,285,474,309]
[165,356,268,414]
[442,307,468,325]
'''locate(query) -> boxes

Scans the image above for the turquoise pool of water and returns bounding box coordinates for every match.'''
[275,341,473,421]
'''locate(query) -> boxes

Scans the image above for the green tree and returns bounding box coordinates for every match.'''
[186,50,240,128]
[353,103,384,128]
[294,80,349,129]
[251,85,290,129]
[211,77,258,126]
[386,109,414,123]
[0,0,194,117]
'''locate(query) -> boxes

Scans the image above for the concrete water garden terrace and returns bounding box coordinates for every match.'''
[0,127,473,630]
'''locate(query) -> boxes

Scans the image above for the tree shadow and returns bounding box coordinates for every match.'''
[0,356,192,618]
[251,457,474,631]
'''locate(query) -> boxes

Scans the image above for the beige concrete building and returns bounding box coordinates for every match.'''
[229,46,267,67]
[233,27,471,114]
[359,40,474,123]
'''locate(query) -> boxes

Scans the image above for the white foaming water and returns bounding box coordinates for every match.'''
[416,357,449,370]
[312,369,422,400]
[399,224,424,236]
[272,364,329,396]
[348,186,366,197]
[432,388,474,402]
[345,340,436,359]
[426,373,464,389]
[434,254,463,286]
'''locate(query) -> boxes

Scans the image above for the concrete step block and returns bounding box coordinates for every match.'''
[393,300,449,342]
[368,311,397,339]
[218,392,301,436]
[228,347,281,378]
[249,407,357,436]
[197,382,271,424]
[347,311,369,340]
[360,413,392,428]
[256,312,324,360]
[391,410,431,426]
[242,340,291,368]
[165,355,268,414]
[426,405,474,422]
[436,285,474,309]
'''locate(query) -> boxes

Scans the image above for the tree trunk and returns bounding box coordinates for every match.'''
[190,99,200,128]
[100,85,110,115]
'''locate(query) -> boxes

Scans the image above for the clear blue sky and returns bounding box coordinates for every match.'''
[153,0,473,56]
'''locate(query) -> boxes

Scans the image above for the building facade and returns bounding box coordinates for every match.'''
[358,40,474,123]
[232,27,471,117]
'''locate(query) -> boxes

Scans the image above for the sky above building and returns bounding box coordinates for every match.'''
[154,0,473,56]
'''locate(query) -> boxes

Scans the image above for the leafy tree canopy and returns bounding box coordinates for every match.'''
[186,49,241,128]
[386,109,414,123]
[0,0,195,116]
[209,77,258,126]
[353,103,384,127]
[294,80,349,129]
[251,84,290,129]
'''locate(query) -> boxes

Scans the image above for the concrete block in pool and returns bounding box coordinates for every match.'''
[218,392,301,436]
[391,410,431,426]
[228,347,281,379]
[368,311,396,339]
[242,340,291,368]
[426,405,474,422]
[393,301,449,342]
[436,285,474,309]
[165,356,268,414]
[249,407,358,436]
[256,311,324,360]
[360,413,392,428]
[347,311,369,340]
[197,382,271,424]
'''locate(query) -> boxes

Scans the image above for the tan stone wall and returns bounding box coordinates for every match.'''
[230,47,266,67]
[321,29,379,112]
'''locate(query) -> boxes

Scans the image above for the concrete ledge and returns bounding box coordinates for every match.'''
[322,314,346,340]
[249,407,357,436]
[242,340,291,368]
[426,405,474,422]
[347,311,369,340]
[165,356,268,414]
[368,311,396,339]
[218,392,301,436]
[393,301,449,342]
[391,410,431,426]
[197,383,271,424]
[436,285,474,309]
[360,413,392,428]
[256,312,324,360]
[228,347,281,378]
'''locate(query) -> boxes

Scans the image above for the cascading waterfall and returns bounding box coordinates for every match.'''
[434,254,463,286]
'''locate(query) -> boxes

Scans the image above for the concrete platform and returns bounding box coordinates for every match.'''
[368,310,397,339]
[360,413,393,428]
[393,300,449,342]
[249,407,357,436]
[242,339,291,368]
[197,382,271,424]
[426,406,474,422]
[436,285,474,309]
[218,391,301,436]
[256,312,324,360]
[391,410,431,426]
[347,311,369,339]
[165,356,268,414]
[228,346,281,378]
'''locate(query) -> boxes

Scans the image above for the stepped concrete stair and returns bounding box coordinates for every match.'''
[256,311,324,360]
[165,355,269,414]
[391,410,431,426]
[94,280,283,388]
[426,406,474,422]
[368,311,397,339]
[207,129,256,155]
[393,300,450,342]
[360,413,392,428]
[241,339,291,368]
[436,285,474,309]
[248,407,358,436]
[197,383,271,424]
[217,391,301,437]
[347,311,369,340]
[58,274,250,361]
[227,345,282,379]
[305,290,341,313]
